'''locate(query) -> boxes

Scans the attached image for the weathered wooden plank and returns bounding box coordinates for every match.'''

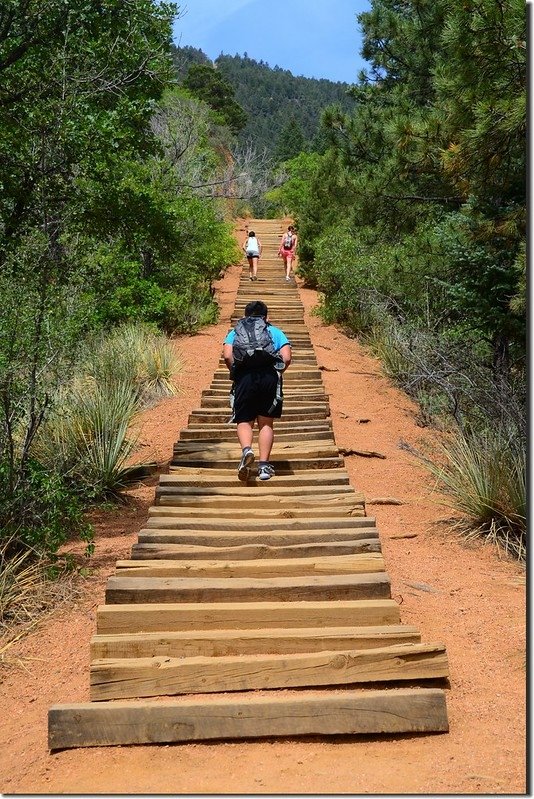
[186,413,330,425]
[143,517,375,532]
[131,539,382,561]
[177,430,335,444]
[147,508,365,522]
[147,506,366,521]
[170,457,345,471]
[115,552,386,577]
[96,599,401,634]
[156,483,355,497]
[90,624,421,659]
[155,494,365,510]
[90,643,448,700]
[138,529,378,547]
[104,572,391,604]
[172,442,339,459]
[48,688,449,748]
[159,468,351,487]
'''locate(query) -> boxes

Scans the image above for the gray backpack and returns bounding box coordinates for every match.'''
[232,316,278,369]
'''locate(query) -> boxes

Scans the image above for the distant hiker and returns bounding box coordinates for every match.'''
[223,300,291,481]
[277,224,298,281]
[243,230,262,281]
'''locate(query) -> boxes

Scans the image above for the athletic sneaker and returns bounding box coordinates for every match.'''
[258,463,275,481]
[237,448,254,481]
[285,276,290,282]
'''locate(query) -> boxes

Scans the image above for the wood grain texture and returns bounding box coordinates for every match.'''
[130,540,382,561]
[114,552,386,578]
[104,572,392,604]
[89,643,449,700]
[96,599,402,634]
[49,688,449,748]
[90,624,421,659]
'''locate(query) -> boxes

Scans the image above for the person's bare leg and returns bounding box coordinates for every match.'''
[285,255,293,279]
[237,420,255,481]
[237,421,254,450]
[252,256,258,279]
[247,257,253,279]
[257,416,274,461]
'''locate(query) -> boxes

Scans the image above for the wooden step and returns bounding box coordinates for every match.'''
[49,688,449,748]
[104,572,392,604]
[115,552,386,577]
[159,468,351,487]
[175,431,335,444]
[145,510,368,525]
[89,642,448,700]
[155,484,356,498]
[90,624,421,659]
[96,599,402,634]
[154,493,365,510]
[131,539,381,561]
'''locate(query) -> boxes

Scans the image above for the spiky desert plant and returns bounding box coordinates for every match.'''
[140,333,180,405]
[424,427,526,560]
[82,323,179,406]
[66,378,142,498]
[34,377,142,498]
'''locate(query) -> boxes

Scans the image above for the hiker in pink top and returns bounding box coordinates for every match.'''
[277,224,298,282]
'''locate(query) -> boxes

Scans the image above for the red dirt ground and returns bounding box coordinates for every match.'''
[0,224,526,794]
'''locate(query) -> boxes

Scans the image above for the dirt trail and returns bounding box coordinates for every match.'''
[0,223,526,794]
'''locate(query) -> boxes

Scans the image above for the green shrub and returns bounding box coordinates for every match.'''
[0,460,93,559]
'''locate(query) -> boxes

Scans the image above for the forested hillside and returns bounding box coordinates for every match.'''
[172,46,355,160]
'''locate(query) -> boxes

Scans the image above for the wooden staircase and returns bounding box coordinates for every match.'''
[48,219,449,749]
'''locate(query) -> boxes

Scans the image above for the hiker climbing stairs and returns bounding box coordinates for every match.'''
[48,219,449,749]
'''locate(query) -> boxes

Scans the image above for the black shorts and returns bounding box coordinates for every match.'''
[233,369,283,422]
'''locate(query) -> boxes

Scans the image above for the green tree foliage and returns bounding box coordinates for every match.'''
[278,0,526,534]
[288,0,525,372]
[274,118,306,163]
[182,63,247,134]
[0,3,241,562]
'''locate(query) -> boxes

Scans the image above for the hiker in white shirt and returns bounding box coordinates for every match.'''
[243,229,262,281]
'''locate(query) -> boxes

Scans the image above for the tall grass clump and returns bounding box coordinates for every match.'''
[34,323,180,500]
[82,323,180,407]
[424,427,526,560]
[34,378,141,499]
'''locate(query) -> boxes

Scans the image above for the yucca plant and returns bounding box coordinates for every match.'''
[139,334,180,406]
[71,379,142,498]
[34,378,142,499]
[82,323,179,406]
[83,326,143,397]
[423,427,526,560]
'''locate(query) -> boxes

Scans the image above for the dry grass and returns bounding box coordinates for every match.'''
[0,542,83,661]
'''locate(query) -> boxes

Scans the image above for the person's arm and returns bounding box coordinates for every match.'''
[223,342,234,372]
[278,343,291,371]
[258,237,262,256]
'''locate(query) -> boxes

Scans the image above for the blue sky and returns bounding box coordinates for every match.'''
[172,0,372,84]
